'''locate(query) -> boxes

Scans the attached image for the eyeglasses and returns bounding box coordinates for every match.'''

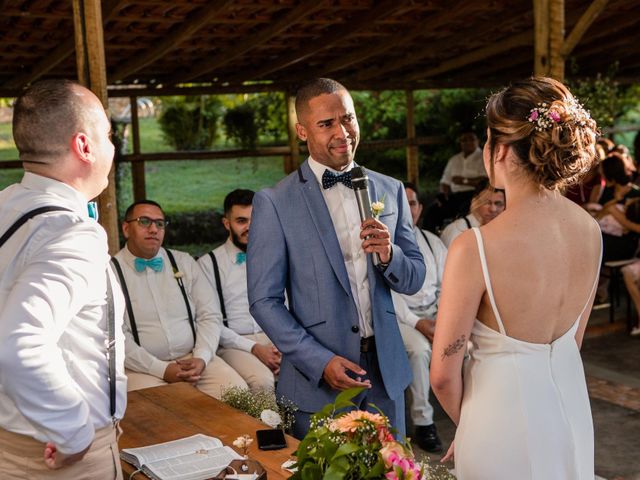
[125,216,168,229]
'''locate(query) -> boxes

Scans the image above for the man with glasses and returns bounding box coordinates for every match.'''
[112,200,246,399]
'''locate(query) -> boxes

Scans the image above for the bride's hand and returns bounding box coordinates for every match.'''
[441,441,455,463]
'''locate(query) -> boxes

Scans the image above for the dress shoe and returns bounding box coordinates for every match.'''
[413,424,442,453]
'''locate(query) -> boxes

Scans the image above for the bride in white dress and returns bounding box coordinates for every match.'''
[430,77,601,479]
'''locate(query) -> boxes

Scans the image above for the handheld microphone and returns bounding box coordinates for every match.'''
[351,166,380,266]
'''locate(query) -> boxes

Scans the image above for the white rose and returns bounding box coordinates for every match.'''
[260,409,282,428]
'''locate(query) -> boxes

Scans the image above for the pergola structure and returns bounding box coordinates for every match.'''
[1,0,639,251]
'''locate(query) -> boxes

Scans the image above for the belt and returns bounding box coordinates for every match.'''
[360,336,376,353]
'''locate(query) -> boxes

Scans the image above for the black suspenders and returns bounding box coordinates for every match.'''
[207,251,228,327]
[111,248,196,345]
[1,206,116,418]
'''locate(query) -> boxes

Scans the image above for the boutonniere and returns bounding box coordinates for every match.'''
[173,268,184,280]
[371,193,386,219]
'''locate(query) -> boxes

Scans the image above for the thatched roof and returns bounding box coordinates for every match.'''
[1,0,639,97]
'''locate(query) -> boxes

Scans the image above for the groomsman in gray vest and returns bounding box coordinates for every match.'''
[199,189,280,392]
[112,200,246,399]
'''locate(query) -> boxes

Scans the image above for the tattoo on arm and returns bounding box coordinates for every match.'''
[441,335,466,360]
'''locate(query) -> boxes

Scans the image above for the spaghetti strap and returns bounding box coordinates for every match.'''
[577,222,604,322]
[471,227,506,335]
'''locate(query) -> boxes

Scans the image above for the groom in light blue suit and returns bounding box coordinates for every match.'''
[247,78,425,439]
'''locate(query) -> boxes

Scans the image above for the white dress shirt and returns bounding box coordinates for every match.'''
[198,239,262,353]
[392,226,447,327]
[114,245,222,379]
[0,172,127,454]
[440,148,486,193]
[308,157,373,337]
[440,213,481,247]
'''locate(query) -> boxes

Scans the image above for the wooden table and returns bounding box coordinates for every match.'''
[119,383,298,479]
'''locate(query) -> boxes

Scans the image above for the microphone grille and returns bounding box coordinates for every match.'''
[351,166,366,180]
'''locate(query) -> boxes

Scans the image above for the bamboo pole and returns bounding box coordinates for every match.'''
[285,92,300,174]
[130,96,146,202]
[72,0,119,253]
[533,0,550,76]
[549,0,565,80]
[405,90,419,186]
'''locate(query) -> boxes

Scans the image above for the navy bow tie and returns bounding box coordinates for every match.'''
[322,169,353,190]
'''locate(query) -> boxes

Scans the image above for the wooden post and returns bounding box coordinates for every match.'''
[549,0,565,80]
[533,0,550,76]
[130,96,146,201]
[72,0,119,253]
[285,91,300,174]
[405,90,419,186]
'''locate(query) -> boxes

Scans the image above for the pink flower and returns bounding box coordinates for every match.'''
[528,110,539,121]
[377,426,395,443]
[549,110,561,122]
[380,441,408,468]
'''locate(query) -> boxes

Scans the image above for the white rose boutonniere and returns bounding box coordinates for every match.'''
[371,193,386,219]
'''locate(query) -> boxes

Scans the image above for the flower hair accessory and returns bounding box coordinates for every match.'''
[527,98,591,132]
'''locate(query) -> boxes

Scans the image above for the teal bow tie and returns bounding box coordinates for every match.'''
[87,201,98,220]
[236,252,246,264]
[135,256,164,272]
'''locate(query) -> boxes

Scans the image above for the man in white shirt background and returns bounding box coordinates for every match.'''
[440,131,487,217]
[392,182,447,453]
[0,80,127,479]
[199,189,281,392]
[112,200,246,399]
[440,180,506,247]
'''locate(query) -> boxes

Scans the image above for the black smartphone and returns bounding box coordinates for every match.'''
[256,428,287,450]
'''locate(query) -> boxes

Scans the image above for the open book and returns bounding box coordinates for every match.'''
[121,434,244,480]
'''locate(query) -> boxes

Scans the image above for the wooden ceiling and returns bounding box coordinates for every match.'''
[1,0,639,97]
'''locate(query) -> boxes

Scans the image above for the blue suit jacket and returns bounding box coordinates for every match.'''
[247,160,425,412]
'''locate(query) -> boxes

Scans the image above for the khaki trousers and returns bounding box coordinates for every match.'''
[0,424,122,480]
[217,332,276,392]
[126,353,247,399]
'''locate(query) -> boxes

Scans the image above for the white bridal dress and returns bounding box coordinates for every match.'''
[454,227,596,480]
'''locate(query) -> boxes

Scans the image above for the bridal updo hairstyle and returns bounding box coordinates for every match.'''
[485,76,599,191]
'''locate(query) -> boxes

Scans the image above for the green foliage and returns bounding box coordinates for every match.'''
[223,104,258,148]
[222,92,288,148]
[158,96,221,150]
[291,388,455,480]
[351,89,489,182]
[568,63,640,129]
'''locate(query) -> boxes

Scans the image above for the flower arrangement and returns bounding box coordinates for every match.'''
[221,386,297,433]
[291,388,455,480]
[527,99,591,132]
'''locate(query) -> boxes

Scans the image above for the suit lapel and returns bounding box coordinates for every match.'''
[298,161,352,295]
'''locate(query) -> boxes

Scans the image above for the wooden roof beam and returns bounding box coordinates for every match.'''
[227,0,406,84]
[2,0,127,90]
[290,0,467,81]
[110,0,236,83]
[561,0,610,58]
[167,0,325,85]
[349,8,532,83]
[404,31,533,82]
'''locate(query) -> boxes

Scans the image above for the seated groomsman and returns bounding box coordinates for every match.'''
[392,182,447,453]
[112,200,246,399]
[198,189,281,392]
